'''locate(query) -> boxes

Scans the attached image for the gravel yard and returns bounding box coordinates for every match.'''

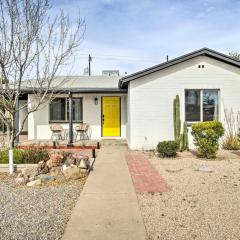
[0,174,86,240]
[137,150,240,240]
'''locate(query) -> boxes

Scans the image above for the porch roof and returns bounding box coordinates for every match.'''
[21,75,127,93]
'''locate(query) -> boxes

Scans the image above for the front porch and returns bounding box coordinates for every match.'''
[27,93,127,141]
[0,132,127,149]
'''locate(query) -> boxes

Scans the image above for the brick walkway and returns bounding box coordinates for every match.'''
[126,153,171,193]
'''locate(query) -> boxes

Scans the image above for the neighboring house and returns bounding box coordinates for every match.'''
[18,48,240,149]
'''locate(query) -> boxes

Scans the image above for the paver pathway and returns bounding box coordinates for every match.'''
[126,153,171,193]
[62,144,147,240]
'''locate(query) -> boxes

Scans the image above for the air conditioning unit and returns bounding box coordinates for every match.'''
[102,70,119,76]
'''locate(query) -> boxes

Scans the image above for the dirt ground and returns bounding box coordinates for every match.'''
[137,150,240,240]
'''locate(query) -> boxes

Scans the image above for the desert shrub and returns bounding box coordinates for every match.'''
[0,148,49,164]
[221,136,240,150]
[157,141,178,158]
[222,109,240,150]
[192,121,224,158]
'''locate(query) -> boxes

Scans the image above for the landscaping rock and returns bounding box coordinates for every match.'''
[26,179,41,187]
[50,153,64,167]
[15,174,27,185]
[36,174,55,182]
[0,173,86,240]
[49,167,64,180]
[196,165,213,173]
[22,166,38,178]
[166,168,183,173]
[46,159,53,169]
[72,153,84,160]
[80,168,88,174]
[29,177,35,182]
[65,155,76,166]
[72,153,85,166]
[63,166,82,180]
[37,161,49,174]
[79,156,90,169]
[38,160,46,169]
[62,164,70,172]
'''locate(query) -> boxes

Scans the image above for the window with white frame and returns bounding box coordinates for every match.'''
[49,97,83,122]
[185,89,219,122]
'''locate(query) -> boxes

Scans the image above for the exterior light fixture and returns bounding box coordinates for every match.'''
[94,97,98,105]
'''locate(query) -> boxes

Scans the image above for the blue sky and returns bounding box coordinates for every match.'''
[52,0,240,75]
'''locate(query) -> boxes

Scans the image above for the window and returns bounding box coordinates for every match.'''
[185,89,219,122]
[50,98,83,122]
[202,90,219,121]
[50,98,66,121]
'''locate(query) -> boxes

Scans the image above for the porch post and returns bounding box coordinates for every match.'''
[67,91,73,147]
[14,97,19,144]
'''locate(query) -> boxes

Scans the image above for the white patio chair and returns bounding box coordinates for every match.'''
[75,123,90,140]
[50,124,63,140]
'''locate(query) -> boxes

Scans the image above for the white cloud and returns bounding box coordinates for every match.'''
[51,0,240,75]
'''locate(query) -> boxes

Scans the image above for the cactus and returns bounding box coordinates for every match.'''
[173,95,181,141]
[180,121,189,151]
[173,95,188,151]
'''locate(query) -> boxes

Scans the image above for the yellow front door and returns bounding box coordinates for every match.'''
[102,97,121,137]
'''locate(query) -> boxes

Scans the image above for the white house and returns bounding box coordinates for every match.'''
[17,48,240,149]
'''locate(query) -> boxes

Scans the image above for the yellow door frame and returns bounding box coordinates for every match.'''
[101,96,121,137]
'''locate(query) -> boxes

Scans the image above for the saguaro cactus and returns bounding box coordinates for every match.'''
[180,121,189,151]
[173,95,181,141]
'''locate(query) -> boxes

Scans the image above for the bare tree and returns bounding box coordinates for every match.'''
[229,51,240,61]
[0,0,85,173]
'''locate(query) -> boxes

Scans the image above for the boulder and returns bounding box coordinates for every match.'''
[37,174,55,182]
[22,166,38,178]
[29,177,35,182]
[27,179,41,187]
[50,167,64,180]
[46,159,53,169]
[15,174,27,185]
[80,168,88,174]
[63,166,82,180]
[79,156,90,169]
[50,153,64,167]
[70,164,78,168]
[72,153,84,160]
[196,165,213,173]
[37,160,49,174]
[38,160,46,169]
[62,164,70,172]
[64,155,76,166]
[17,173,23,178]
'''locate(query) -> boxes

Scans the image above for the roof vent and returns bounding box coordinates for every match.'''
[102,70,119,76]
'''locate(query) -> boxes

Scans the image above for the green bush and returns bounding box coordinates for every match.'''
[0,148,49,164]
[191,121,224,158]
[157,141,178,158]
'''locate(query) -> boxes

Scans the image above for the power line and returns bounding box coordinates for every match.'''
[77,53,165,63]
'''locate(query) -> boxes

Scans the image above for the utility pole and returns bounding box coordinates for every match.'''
[88,54,92,76]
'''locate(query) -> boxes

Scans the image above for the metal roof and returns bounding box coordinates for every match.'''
[119,48,240,88]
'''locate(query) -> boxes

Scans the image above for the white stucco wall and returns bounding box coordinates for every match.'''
[127,56,240,150]
[19,100,28,132]
[28,93,127,140]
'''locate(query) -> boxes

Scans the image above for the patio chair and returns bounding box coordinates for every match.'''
[75,123,90,140]
[50,124,63,140]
